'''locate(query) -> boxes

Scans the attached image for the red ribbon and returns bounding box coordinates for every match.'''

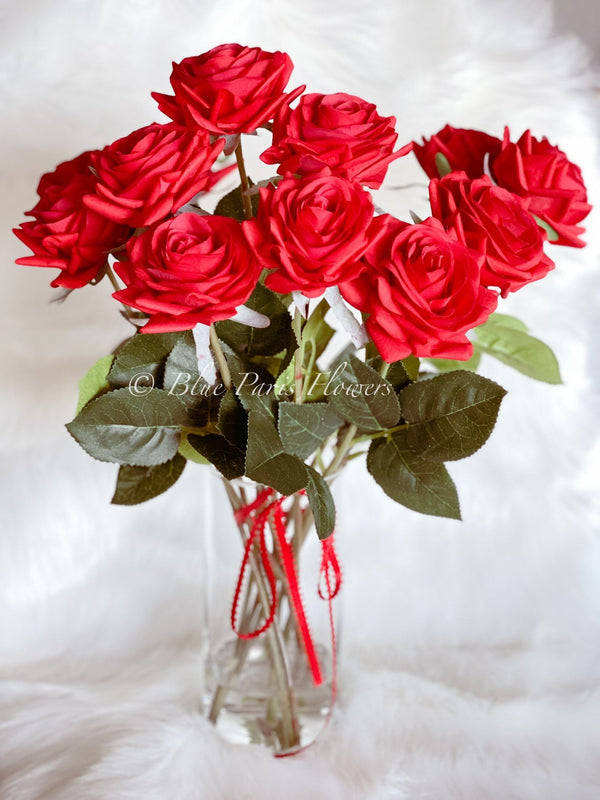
[232,489,341,689]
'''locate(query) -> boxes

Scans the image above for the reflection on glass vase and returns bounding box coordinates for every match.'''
[202,473,341,755]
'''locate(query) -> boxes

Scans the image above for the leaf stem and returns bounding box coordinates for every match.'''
[352,422,409,444]
[235,139,254,220]
[209,325,232,389]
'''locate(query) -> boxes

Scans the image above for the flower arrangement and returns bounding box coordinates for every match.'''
[14,43,591,754]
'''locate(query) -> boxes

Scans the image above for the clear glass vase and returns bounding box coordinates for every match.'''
[201,472,341,755]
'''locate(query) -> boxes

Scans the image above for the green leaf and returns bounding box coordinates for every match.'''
[368,357,412,391]
[163,331,201,394]
[278,402,343,460]
[399,371,507,461]
[66,388,189,466]
[435,152,452,177]
[187,433,245,480]
[213,181,259,222]
[385,359,411,390]
[273,358,296,400]
[328,354,401,431]
[305,466,336,540]
[226,350,277,416]
[427,350,481,374]
[108,332,183,388]
[218,388,248,451]
[163,331,221,427]
[245,410,308,495]
[484,312,529,333]
[474,321,562,384]
[531,214,559,242]
[111,454,186,505]
[368,353,419,383]
[216,284,294,357]
[76,354,114,413]
[367,433,461,519]
[178,432,209,464]
[402,355,420,381]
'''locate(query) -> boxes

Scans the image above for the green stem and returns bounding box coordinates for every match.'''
[353,422,409,444]
[301,340,317,403]
[208,591,261,724]
[209,325,232,389]
[325,423,358,477]
[290,502,315,558]
[235,139,254,220]
[104,263,140,326]
[263,518,299,749]
[293,309,304,404]
[104,263,122,294]
[291,492,303,565]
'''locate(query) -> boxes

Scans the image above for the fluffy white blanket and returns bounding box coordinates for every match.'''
[1,0,599,797]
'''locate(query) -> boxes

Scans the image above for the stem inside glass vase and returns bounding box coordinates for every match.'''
[203,476,336,755]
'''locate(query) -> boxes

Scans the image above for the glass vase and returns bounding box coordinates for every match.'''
[201,472,341,755]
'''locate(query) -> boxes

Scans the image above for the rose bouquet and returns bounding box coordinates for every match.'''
[14,43,590,755]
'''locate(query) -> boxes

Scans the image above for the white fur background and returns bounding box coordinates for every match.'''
[1,0,600,797]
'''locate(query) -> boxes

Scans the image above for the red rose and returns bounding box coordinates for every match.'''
[413,124,502,179]
[429,172,554,295]
[13,151,130,289]
[113,212,261,333]
[245,169,380,296]
[152,43,304,135]
[83,123,229,228]
[490,128,591,247]
[260,92,411,189]
[340,216,498,362]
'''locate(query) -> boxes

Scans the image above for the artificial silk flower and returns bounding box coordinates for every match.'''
[261,91,411,188]
[113,212,261,332]
[341,215,498,361]
[14,151,129,288]
[152,43,305,135]
[429,172,554,295]
[84,122,230,228]
[245,167,381,296]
